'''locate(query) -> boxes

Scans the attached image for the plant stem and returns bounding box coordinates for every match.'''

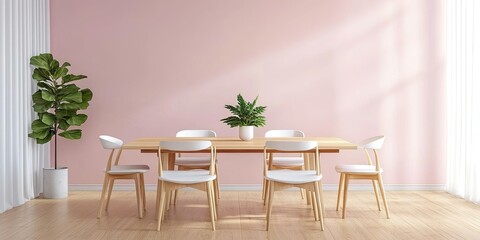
[55,128,57,169]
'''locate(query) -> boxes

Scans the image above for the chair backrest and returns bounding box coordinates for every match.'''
[99,135,124,171]
[265,140,316,151]
[264,141,320,175]
[161,141,212,151]
[358,136,385,171]
[358,135,384,150]
[176,130,216,138]
[265,130,304,138]
[158,141,215,176]
[265,130,304,159]
[99,135,123,149]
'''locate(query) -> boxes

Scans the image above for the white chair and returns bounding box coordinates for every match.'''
[263,130,305,201]
[174,130,220,204]
[335,135,390,219]
[97,135,150,219]
[264,141,325,231]
[156,141,217,231]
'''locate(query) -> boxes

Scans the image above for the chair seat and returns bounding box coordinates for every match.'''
[265,170,322,184]
[270,157,304,166]
[106,165,150,174]
[159,170,216,184]
[175,156,213,166]
[335,164,383,174]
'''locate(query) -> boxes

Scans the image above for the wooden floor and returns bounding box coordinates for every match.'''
[1,190,479,240]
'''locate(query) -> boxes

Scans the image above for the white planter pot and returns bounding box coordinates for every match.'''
[239,126,254,141]
[43,167,68,199]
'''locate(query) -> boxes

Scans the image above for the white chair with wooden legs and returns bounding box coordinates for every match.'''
[264,141,325,231]
[335,135,390,219]
[97,135,150,219]
[174,130,220,205]
[156,141,217,231]
[263,130,305,203]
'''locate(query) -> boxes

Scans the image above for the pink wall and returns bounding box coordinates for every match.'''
[50,0,445,185]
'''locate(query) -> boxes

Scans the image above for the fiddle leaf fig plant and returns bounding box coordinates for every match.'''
[221,94,266,127]
[28,53,93,169]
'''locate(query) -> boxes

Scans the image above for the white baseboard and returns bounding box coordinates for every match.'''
[69,184,444,191]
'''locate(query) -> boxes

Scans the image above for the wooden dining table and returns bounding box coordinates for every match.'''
[122,137,356,205]
[122,136,356,171]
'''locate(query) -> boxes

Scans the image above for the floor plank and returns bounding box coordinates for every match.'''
[1,190,479,240]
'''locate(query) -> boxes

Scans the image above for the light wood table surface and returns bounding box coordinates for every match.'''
[122,136,356,174]
[122,137,357,153]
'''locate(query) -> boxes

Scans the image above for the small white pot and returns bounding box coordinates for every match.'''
[239,126,254,141]
[43,167,68,199]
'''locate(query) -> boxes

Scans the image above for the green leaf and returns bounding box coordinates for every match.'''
[66,114,87,126]
[58,119,70,130]
[62,92,82,103]
[49,59,59,74]
[33,103,50,113]
[28,129,50,139]
[37,82,53,90]
[53,66,69,80]
[41,90,55,102]
[30,54,51,70]
[32,90,46,104]
[58,84,80,96]
[41,113,56,125]
[63,74,87,83]
[32,68,50,81]
[59,102,81,110]
[36,132,53,144]
[31,119,52,132]
[78,101,89,110]
[59,129,82,139]
[56,109,77,119]
[80,88,93,102]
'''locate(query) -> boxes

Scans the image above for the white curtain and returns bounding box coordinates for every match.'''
[446,0,480,203]
[0,0,50,213]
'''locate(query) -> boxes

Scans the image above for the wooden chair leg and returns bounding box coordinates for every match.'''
[105,178,115,211]
[266,181,275,231]
[162,188,169,221]
[134,175,143,219]
[155,179,161,220]
[319,180,325,216]
[140,174,146,211]
[215,163,220,200]
[336,173,345,211]
[262,178,267,200]
[300,165,306,199]
[166,190,172,211]
[342,174,350,219]
[312,190,319,221]
[372,179,381,211]
[377,174,390,219]
[212,182,218,220]
[206,182,216,231]
[173,189,178,205]
[207,181,217,220]
[314,182,325,231]
[263,180,270,206]
[97,174,110,219]
[307,191,312,205]
[156,182,166,231]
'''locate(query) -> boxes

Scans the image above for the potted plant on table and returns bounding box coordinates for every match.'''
[28,53,93,199]
[221,94,266,141]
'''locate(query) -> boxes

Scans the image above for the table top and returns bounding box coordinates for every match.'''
[122,137,357,153]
